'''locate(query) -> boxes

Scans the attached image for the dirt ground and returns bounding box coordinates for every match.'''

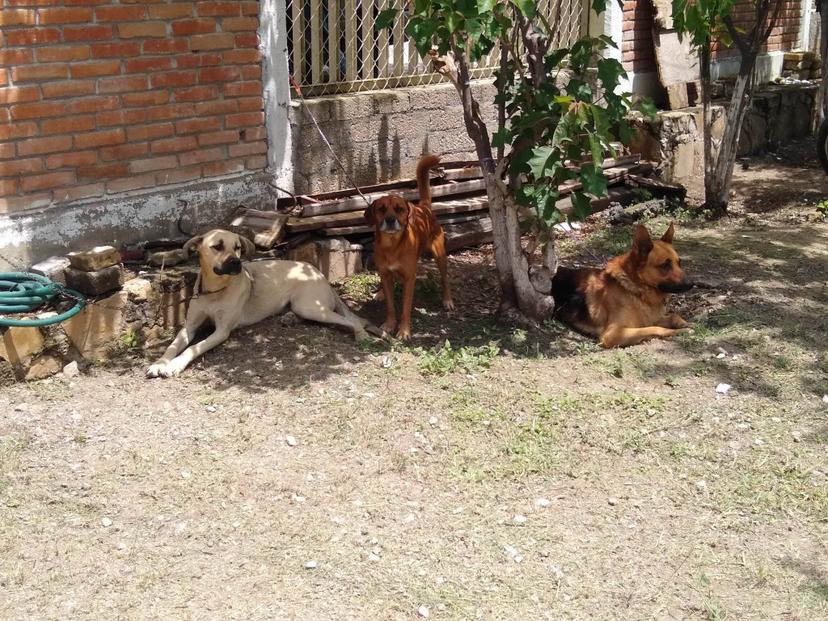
[1,143,827,620]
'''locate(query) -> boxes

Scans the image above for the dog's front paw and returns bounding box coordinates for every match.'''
[159,358,188,377]
[146,362,168,378]
[381,319,397,335]
[396,325,411,341]
[443,298,455,312]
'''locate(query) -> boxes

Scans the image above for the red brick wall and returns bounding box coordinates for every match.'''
[622,0,802,70]
[0,1,266,215]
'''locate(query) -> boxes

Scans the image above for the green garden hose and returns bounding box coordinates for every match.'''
[0,272,86,327]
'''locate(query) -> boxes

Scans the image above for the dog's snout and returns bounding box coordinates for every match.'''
[384,216,396,226]
[215,256,242,275]
[658,278,694,294]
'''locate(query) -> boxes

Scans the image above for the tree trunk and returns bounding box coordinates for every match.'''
[699,42,717,210]
[821,0,828,121]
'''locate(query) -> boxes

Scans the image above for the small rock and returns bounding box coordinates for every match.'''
[428,416,438,426]
[280,311,300,327]
[101,517,113,527]
[381,355,393,369]
[205,405,217,413]
[792,431,802,443]
[304,560,318,570]
[535,498,551,508]
[607,497,618,506]
[418,605,430,618]
[513,514,527,524]
[716,352,726,359]
[822,395,828,404]
[180,470,191,479]
[286,435,298,447]
[62,361,80,378]
[754,438,765,446]
[715,383,731,395]
[368,552,380,562]
[503,545,523,563]
[696,479,707,490]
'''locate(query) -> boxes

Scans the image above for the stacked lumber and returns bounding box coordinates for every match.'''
[232,155,670,252]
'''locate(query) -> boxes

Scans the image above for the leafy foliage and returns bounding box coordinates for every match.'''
[672,0,737,50]
[384,0,652,227]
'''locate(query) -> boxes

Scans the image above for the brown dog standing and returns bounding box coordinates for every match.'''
[364,154,454,340]
[551,223,693,348]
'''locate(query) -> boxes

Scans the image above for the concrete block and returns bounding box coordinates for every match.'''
[372,90,411,114]
[30,256,71,285]
[64,264,123,297]
[123,277,153,303]
[0,327,45,365]
[288,241,319,268]
[62,290,127,359]
[315,238,362,283]
[67,245,120,272]
[148,249,188,267]
[24,354,62,381]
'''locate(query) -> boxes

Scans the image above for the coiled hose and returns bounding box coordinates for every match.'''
[0,272,86,327]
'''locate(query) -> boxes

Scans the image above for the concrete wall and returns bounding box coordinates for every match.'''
[288,80,499,194]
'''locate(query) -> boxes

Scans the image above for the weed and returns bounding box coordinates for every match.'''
[816,199,828,220]
[338,272,380,302]
[416,340,499,376]
[632,187,654,202]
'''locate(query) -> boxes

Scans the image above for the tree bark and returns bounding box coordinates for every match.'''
[821,0,828,122]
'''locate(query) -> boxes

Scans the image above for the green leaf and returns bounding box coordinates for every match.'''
[579,164,608,197]
[512,0,536,18]
[491,127,513,149]
[571,192,592,219]
[509,146,533,176]
[551,108,578,148]
[375,8,397,31]
[587,131,603,169]
[633,97,658,120]
[477,0,497,12]
[528,146,561,180]
[596,57,626,90]
[445,11,460,33]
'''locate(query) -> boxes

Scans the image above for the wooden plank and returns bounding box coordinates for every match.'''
[443,217,493,252]
[344,0,356,81]
[291,0,304,82]
[229,208,291,249]
[327,0,339,82]
[392,0,403,76]
[298,178,487,217]
[288,196,489,232]
[310,0,323,85]
[360,0,375,80]
[377,4,389,78]
[321,209,489,236]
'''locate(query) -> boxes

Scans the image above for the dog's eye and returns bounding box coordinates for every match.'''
[235,244,241,251]
[394,207,403,214]
[660,259,672,270]
[211,243,223,251]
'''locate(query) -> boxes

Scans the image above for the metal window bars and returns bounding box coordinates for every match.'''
[286,0,588,97]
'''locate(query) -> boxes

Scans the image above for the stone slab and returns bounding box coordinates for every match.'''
[30,256,70,285]
[62,290,127,359]
[64,265,123,297]
[67,246,120,272]
[0,327,45,365]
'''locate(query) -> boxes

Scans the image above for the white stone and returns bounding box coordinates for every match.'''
[715,383,731,394]
[535,498,551,508]
[513,514,527,524]
[304,560,318,570]
[62,361,80,378]
[286,435,298,447]
[418,605,430,618]
[101,517,113,527]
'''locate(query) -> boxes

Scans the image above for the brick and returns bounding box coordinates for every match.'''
[70,60,121,78]
[46,150,97,169]
[228,141,266,158]
[0,122,38,141]
[151,135,197,154]
[0,71,6,87]
[150,71,197,89]
[198,129,240,146]
[74,128,124,149]
[156,166,201,185]
[38,7,92,24]
[0,143,15,159]
[175,116,221,134]
[143,39,189,54]
[145,103,194,121]
[199,66,239,82]
[148,3,193,19]
[10,101,65,120]
[226,111,264,128]
[5,28,61,46]
[54,183,105,203]
[172,18,215,36]
[126,123,174,142]
[0,48,34,65]
[245,155,268,171]
[124,56,173,74]
[0,85,40,104]
[235,33,258,48]
[176,52,222,68]
[122,91,169,107]
[21,171,75,192]
[64,265,122,296]
[95,5,146,21]
[67,95,119,114]
[195,99,237,115]
[0,9,36,26]
[237,96,263,112]
[198,2,240,16]
[64,25,113,42]
[222,17,258,31]
[107,174,155,194]
[0,157,44,176]
[129,155,178,173]
[96,108,148,127]
[17,135,72,156]
[36,45,91,62]
[179,147,223,166]
[76,163,129,179]
[91,42,141,58]
[174,85,219,101]
[239,2,259,15]
[98,75,148,94]
[0,193,53,215]
[222,49,261,65]
[240,65,261,80]
[11,63,68,82]
[99,143,148,161]
[202,158,245,177]
[190,33,235,51]
[42,80,96,98]
[118,22,166,39]
[243,126,266,141]
[0,179,19,197]
[224,81,260,97]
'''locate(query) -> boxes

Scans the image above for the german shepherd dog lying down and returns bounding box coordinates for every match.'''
[551,223,694,348]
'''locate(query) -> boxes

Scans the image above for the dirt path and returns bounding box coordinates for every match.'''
[2,151,827,620]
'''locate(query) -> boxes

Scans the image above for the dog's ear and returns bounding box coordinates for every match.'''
[363,203,375,226]
[632,224,653,258]
[239,235,256,258]
[661,221,675,244]
[182,234,204,256]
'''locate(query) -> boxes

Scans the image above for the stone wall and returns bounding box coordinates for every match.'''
[288,80,499,194]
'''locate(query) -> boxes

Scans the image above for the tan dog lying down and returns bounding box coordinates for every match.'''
[148,229,377,378]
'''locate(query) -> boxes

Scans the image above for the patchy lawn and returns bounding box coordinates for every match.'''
[1,146,827,619]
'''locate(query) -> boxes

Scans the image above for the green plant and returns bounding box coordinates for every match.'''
[416,340,500,376]
[816,199,828,220]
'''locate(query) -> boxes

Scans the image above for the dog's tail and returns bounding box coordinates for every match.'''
[416,154,440,208]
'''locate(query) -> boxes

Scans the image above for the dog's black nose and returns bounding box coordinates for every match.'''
[220,257,242,274]
[384,216,396,226]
